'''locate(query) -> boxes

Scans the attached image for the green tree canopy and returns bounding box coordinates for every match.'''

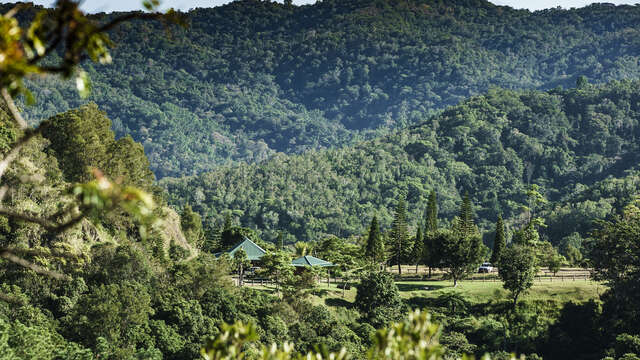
[498,245,538,308]
[355,271,405,328]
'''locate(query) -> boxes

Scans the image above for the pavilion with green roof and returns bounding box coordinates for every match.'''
[291,255,335,268]
[291,255,336,285]
[216,237,267,262]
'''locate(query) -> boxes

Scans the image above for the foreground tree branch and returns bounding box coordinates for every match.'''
[0,0,171,286]
[0,206,85,233]
[0,126,46,180]
[0,87,27,129]
[0,248,70,280]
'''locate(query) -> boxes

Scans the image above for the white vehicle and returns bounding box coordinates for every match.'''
[478,262,494,273]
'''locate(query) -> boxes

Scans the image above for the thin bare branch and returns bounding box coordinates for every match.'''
[0,246,80,259]
[0,206,85,233]
[0,249,70,281]
[28,16,65,66]
[4,3,24,19]
[0,88,28,130]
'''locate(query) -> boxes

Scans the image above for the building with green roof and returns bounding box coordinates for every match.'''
[216,237,267,262]
[291,255,335,267]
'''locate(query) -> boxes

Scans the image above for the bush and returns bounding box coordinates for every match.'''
[355,271,405,328]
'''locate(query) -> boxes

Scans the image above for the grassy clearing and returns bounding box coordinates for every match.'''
[293,279,605,311]
[395,280,604,304]
[244,276,604,313]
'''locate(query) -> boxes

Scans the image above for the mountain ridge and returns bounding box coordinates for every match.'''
[5,0,640,177]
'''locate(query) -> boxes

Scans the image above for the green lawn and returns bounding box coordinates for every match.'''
[395,279,604,303]
[245,276,605,313]
[297,278,605,310]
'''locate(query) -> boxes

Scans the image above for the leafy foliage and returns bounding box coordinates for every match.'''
[355,271,405,328]
[589,199,640,336]
[498,245,538,307]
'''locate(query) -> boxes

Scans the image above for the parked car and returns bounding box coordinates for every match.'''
[478,262,494,273]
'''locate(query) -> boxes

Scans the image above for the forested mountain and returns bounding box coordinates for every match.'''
[7,0,640,177]
[161,80,640,255]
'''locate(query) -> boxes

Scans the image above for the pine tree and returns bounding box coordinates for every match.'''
[422,191,439,278]
[365,216,384,266]
[390,198,410,275]
[490,215,506,265]
[456,192,475,235]
[422,230,437,278]
[411,226,423,273]
[425,190,438,233]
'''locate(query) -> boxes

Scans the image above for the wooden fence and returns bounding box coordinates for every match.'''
[236,268,593,287]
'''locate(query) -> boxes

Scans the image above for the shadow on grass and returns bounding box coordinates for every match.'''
[405,296,440,309]
[396,283,449,292]
[312,288,332,297]
[325,297,353,308]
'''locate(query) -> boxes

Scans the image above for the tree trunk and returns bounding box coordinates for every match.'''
[415,263,419,273]
[453,277,458,287]
[428,266,432,278]
[397,261,402,275]
[512,292,519,310]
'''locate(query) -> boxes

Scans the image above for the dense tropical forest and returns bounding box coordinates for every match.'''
[4,0,640,176]
[1,1,640,360]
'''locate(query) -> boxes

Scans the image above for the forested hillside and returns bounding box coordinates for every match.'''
[7,0,640,176]
[162,80,640,256]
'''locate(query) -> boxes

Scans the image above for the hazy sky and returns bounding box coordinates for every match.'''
[2,0,638,13]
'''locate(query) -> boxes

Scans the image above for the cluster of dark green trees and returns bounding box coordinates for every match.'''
[4,0,640,176]
[164,79,640,267]
[364,191,483,284]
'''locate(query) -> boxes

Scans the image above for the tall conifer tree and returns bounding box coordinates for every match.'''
[411,226,423,273]
[425,190,438,233]
[457,192,475,235]
[365,216,384,266]
[390,198,410,275]
[423,190,439,277]
[491,215,506,265]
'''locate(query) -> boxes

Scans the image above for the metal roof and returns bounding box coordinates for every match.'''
[291,255,335,267]
[222,237,267,261]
